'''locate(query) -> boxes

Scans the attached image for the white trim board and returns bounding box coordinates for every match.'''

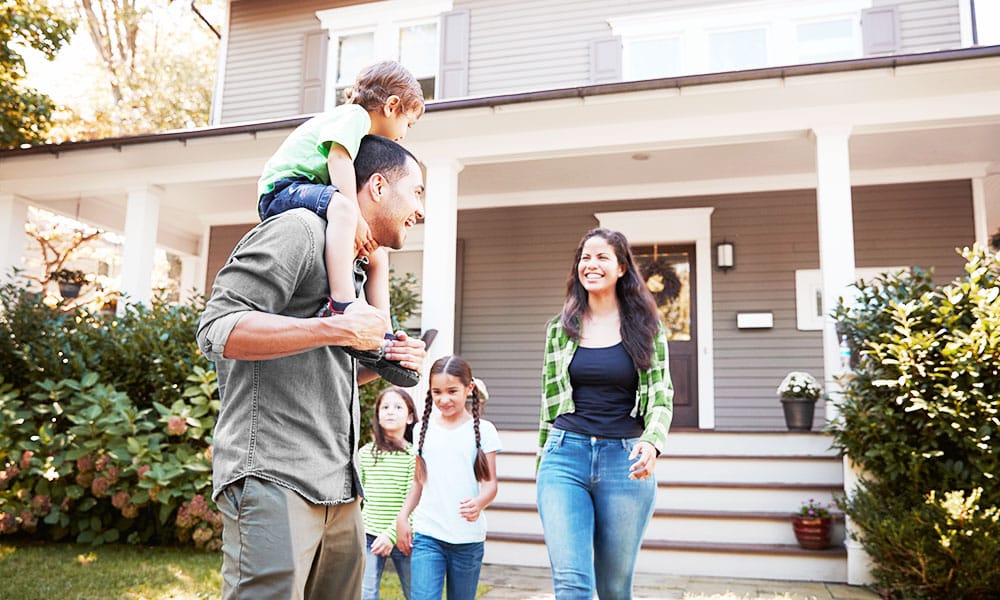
[595,208,716,430]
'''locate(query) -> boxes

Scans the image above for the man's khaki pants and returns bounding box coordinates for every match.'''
[217,477,364,600]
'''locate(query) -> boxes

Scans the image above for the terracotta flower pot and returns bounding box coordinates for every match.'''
[792,515,831,549]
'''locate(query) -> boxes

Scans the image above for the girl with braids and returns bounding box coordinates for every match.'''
[395,355,501,600]
[358,387,417,600]
[537,227,673,599]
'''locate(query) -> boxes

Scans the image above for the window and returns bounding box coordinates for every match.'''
[317,0,452,109]
[610,0,870,80]
[709,28,767,72]
[624,37,682,80]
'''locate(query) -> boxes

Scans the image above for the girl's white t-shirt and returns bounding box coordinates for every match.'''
[413,417,502,544]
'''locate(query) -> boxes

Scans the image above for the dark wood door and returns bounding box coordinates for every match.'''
[633,244,699,428]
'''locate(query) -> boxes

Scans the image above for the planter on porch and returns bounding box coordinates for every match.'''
[792,516,832,550]
[781,396,818,431]
[776,371,823,432]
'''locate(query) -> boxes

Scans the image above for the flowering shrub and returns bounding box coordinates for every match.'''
[0,283,222,549]
[796,498,832,519]
[831,246,1000,598]
[776,371,822,401]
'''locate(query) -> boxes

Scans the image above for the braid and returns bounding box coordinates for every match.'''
[414,389,434,485]
[470,388,490,482]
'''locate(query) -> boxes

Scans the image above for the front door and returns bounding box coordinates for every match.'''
[633,244,698,428]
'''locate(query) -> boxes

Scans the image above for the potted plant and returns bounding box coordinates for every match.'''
[51,268,88,299]
[776,371,823,431]
[792,498,833,549]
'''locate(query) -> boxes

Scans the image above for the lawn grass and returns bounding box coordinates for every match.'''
[0,541,456,599]
[0,541,222,599]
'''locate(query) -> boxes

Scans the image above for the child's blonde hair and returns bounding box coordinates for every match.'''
[416,355,490,485]
[346,60,426,118]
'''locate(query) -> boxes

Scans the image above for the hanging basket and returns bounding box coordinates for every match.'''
[58,282,82,299]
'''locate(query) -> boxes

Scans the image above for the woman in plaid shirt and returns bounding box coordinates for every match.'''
[536,227,673,599]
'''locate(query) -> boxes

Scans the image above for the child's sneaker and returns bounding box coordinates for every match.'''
[356,329,437,388]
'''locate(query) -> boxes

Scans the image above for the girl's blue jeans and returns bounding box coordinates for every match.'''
[362,533,412,600]
[536,428,656,600]
[410,532,484,600]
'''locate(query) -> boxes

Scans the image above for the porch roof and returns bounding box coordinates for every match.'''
[1,46,998,257]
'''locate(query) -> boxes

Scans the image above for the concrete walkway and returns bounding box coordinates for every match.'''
[477,564,881,600]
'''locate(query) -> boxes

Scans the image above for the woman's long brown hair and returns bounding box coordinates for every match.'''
[559,227,659,370]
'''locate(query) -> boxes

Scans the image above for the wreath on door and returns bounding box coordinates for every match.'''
[639,255,682,306]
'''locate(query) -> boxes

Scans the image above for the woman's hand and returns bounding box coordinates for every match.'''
[628,440,657,480]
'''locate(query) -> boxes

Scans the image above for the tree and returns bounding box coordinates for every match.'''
[47,0,221,142]
[0,1,76,147]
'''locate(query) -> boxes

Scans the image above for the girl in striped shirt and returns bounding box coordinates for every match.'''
[359,387,418,600]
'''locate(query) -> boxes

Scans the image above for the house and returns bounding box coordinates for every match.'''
[2,0,998,584]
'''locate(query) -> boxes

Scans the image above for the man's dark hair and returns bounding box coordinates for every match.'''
[354,134,419,189]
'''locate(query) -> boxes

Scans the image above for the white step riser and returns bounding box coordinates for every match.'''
[495,480,840,513]
[485,541,848,582]
[499,430,839,457]
[488,509,846,547]
[496,454,844,485]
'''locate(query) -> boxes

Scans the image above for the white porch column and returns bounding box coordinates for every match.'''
[0,194,28,284]
[971,177,988,247]
[119,187,162,311]
[814,125,872,586]
[813,125,857,412]
[179,255,203,304]
[420,159,463,362]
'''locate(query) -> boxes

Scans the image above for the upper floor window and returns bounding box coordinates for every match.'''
[610,0,870,80]
[317,0,452,108]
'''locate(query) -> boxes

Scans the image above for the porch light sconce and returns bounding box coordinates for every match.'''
[715,241,735,272]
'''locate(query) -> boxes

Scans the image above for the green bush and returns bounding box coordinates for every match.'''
[0,281,221,548]
[831,246,1000,599]
[0,267,420,547]
[358,268,422,447]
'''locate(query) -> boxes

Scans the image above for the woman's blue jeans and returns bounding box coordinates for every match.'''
[536,429,656,600]
[410,532,484,600]
[362,533,411,600]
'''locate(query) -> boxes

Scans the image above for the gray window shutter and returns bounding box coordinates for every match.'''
[590,36,622,84]
[438,9,470,99]
[301,31,328,113]
[862,7,900,55]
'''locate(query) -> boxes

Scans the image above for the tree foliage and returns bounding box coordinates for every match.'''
[0,0,76,147]
[47,0,221,142]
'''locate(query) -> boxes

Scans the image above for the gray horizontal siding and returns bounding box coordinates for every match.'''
[221,0,364,123]
[459,181,973,431]
[456,0,719,96]
[874,0,962,53]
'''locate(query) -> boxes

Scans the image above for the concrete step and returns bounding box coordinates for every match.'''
[484,533,848,582]
[495,477,843,513]
[488,503,846,546]
[496,451,844,485]
[499,430,839,457]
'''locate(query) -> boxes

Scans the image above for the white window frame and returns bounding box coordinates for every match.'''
[610,0,871,80]
[316,0,453,111]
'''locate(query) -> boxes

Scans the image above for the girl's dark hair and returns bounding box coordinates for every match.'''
[370,387,416,462]
[346,60,426,118]
[560,227,659,370]
[415,355,491,485]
